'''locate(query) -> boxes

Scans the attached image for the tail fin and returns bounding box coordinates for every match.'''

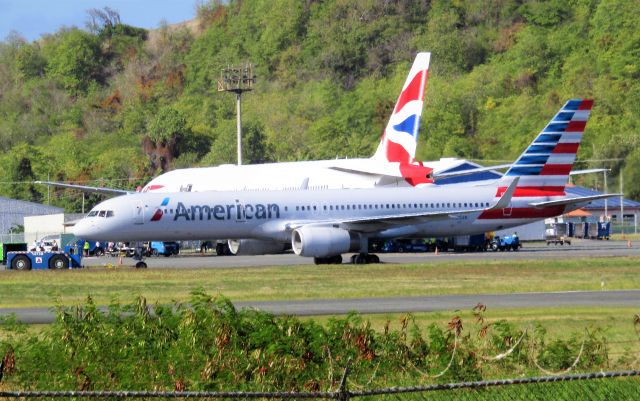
[373,52,430,164]
[499,99,593,197]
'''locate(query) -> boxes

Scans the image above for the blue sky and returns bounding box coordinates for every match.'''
[0,0,198,42]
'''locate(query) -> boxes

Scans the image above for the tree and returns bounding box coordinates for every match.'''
[46,29,101,93]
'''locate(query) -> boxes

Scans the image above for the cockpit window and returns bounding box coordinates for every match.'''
[98,211,106,217]
[106,211,114,218]
[88,211,98,217]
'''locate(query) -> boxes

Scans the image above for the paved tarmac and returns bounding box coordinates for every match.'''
[2,290,639,324]
[74,239,640,269]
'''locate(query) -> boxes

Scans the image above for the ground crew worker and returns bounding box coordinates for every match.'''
[84,240,90,256]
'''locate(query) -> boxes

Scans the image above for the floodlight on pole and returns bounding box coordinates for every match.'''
[218,63,256,165]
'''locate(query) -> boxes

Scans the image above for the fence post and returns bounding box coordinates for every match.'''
[336,358,352,401]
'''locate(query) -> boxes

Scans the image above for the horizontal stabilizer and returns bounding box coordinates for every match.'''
[35,181,134,196]
[529,193,621,208]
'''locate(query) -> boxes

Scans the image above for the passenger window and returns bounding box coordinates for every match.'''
[464,203,467,207]
[323,206,327,210]
[347,205,350,210]
[296,206,299,211]
[341,205,345,210]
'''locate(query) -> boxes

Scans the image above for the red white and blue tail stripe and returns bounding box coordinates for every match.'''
[500,99,593,197]
[373,52,430,165]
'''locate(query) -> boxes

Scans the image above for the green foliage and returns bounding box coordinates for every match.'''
[44,29,102,93]
[0,293,614,391]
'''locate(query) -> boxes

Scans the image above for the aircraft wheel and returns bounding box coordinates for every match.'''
[331,255,342,264]
[12,255,31,271]
[355,254,367,264]
[49,255,69,270]
[152,249,159,256]
[135,261,148,269]
[367,254,380,263]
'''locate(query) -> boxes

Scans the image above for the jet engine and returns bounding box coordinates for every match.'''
[228,239,287,255]
[291,226,357,257]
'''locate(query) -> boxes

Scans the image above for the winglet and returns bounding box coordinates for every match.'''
[491,177,519,210]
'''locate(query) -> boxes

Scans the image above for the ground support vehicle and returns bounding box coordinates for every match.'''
[6,235,82,270]
[546,223,571,245]
[146,241,180,257]
[451,234,487,252]
[490,235,521,251]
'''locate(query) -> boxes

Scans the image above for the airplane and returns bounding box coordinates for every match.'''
[72,99,620,266]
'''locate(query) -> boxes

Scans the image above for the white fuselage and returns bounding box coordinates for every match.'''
[73,182,572,244]
[141,159,461,193]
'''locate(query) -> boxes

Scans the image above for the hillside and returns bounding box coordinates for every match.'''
[0,0,638,212]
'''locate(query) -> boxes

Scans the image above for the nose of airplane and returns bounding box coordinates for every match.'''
[72,217,96,240]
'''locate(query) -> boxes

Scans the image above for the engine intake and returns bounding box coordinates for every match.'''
[228,239,286,255]
[291,226,356,257]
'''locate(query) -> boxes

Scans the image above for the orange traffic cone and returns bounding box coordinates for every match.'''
[434,246,439,256]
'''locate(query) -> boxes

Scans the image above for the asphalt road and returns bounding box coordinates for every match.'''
[2,290,639,324]
[74,239,640,269]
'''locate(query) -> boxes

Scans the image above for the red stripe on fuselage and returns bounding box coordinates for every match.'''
[540,164,573,175]
[478,205,566,219]
[393,70,427,113]
[553,143,580,153]
[495,186,566,197]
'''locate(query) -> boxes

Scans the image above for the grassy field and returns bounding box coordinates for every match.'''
[1,256,639,308]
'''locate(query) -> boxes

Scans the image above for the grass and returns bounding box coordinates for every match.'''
[1,256,639,308]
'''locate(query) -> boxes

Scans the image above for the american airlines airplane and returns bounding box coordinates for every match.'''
[73,99,618,266]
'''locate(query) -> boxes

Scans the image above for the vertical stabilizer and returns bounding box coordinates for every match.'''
[373,52,430,164]
[499,99,593,197]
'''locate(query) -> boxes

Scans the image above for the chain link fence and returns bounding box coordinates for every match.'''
[1,370,638,400]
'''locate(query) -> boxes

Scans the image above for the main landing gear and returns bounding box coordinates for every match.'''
[350,253,380,264]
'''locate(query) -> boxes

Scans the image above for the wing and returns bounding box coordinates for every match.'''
[35,181,134,196]
[529,193,622,208]
[283,177,519,232]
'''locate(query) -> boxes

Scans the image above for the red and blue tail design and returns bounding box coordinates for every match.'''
[499,99,593,198]
[373,52,430,165]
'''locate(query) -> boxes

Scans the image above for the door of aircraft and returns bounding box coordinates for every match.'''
[134,202,144,224]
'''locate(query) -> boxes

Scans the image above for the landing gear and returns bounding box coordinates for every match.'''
[313,255,343,265]
[133,242,148,268]
[350,253,380,264]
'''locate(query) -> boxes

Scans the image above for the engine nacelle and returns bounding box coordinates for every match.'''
[291,226,356,257]
[228,239,287,255]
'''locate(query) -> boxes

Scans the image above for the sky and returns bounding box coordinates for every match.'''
[0,0,198,42]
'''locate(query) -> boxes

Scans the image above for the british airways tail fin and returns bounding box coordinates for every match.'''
[372,52,430,164]
[498,99,593,197]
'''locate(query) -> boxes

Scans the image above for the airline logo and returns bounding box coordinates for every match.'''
[501,99,592,198]
[480,99,593,221]
[374,52,430,165]
[150,197,170,221]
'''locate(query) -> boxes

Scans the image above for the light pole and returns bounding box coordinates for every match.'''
[218,63,256,165]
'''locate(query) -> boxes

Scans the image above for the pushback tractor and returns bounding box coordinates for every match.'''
[5,234,83,271]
